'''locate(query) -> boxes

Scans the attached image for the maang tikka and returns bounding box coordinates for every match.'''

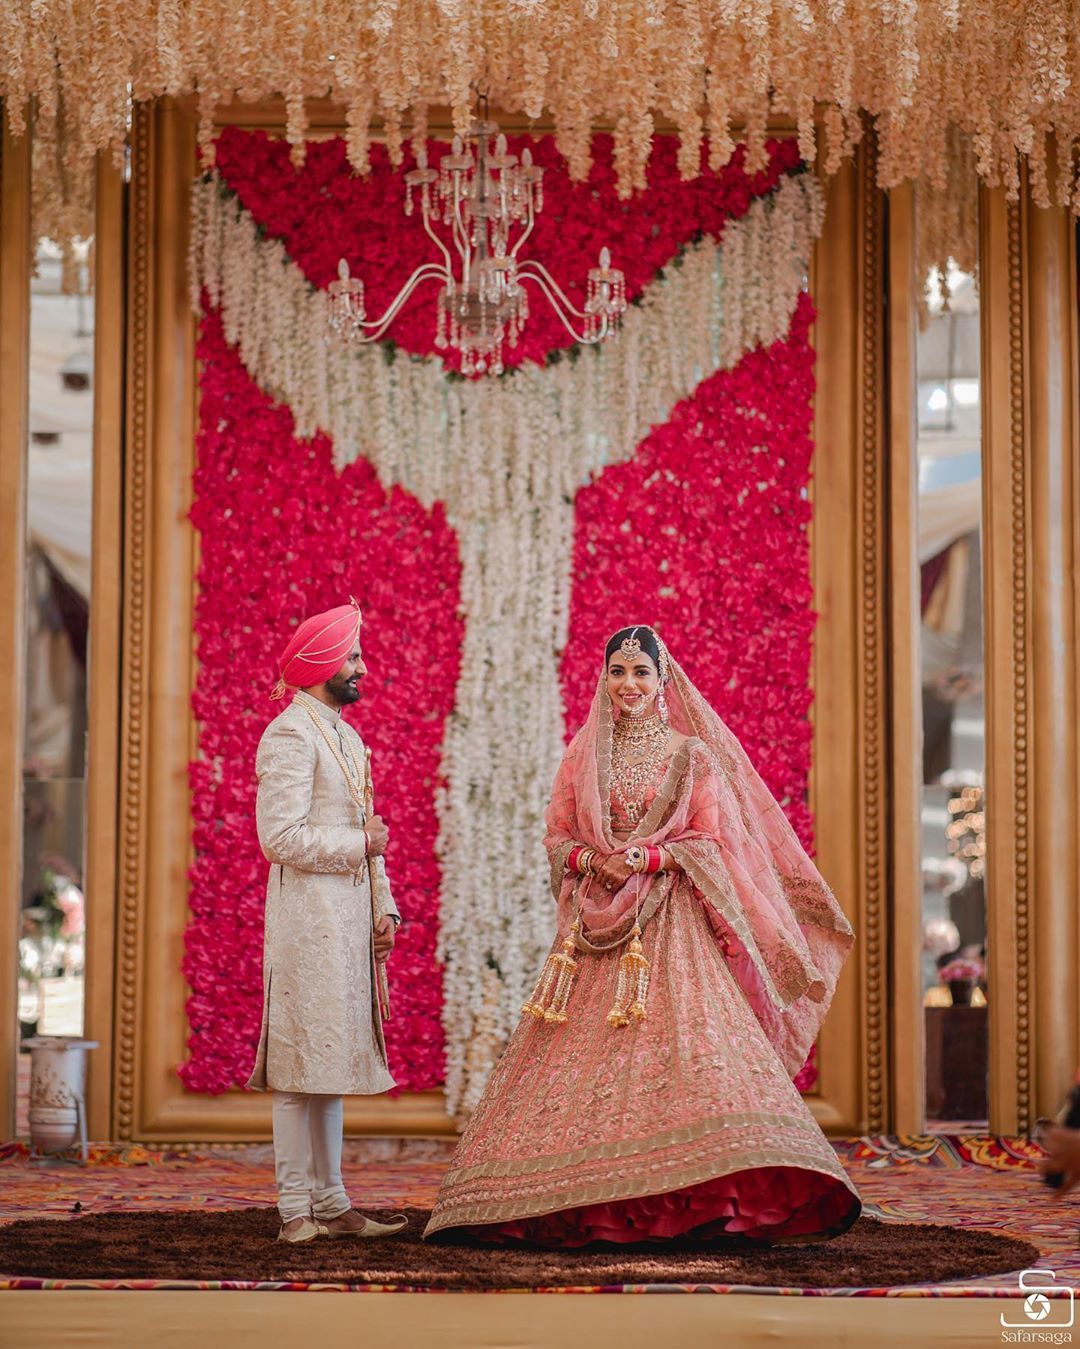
[619,629,643,663]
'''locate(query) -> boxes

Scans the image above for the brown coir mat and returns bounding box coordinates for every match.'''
[0,1208,1039,1290]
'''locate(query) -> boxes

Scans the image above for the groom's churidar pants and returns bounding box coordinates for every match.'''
[271,1091,350,1222]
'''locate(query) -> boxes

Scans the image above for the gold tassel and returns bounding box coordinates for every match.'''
[607,924,650,1027]
[522,922,579,1022]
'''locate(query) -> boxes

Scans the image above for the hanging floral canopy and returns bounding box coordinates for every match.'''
[4,0,1080,250]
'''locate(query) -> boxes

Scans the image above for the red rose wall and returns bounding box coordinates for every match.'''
[184,130,826,1112]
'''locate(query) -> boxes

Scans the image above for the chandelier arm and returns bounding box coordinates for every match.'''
[418,207,455,276]
[516,267,610,345]
[349,264,448,340]
[515,259,594,321]
[508,194,537,261]
[450,176,473,288]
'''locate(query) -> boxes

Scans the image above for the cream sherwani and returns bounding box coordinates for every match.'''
[247,690,398,1097]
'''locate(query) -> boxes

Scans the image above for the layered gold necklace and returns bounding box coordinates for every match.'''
[610,711,670,828]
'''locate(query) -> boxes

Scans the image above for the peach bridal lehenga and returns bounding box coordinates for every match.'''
[424,632,861,1246]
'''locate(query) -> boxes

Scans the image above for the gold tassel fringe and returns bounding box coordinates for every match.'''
[522,921,579,1023]
[606,924,650,1027]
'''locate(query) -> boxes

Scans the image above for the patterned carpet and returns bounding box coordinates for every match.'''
[0,1135,1073,1297]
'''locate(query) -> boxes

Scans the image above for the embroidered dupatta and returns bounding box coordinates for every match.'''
[543,648,854,1077]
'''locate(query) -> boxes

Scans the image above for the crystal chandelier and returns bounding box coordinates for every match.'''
[326,116,628,376]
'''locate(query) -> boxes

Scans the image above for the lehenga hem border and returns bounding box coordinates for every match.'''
[423,1145,860,1238]
[439,1109,828,1187]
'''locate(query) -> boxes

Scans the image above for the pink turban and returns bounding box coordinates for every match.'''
[271,598,363,700]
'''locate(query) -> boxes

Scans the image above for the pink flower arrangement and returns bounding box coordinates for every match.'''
[939,957,985,983]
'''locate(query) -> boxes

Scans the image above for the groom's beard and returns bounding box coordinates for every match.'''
[326,672,362,705]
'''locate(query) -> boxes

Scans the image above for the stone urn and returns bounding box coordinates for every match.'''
[24,1037,98,1158]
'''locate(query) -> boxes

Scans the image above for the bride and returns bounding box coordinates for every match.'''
[425,625,860,1245]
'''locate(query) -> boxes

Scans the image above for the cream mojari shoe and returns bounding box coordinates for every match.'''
[277,1215,327,1244]
[320,1208,409,1238]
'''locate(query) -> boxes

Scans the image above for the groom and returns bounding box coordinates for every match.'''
[247,598,407,1243]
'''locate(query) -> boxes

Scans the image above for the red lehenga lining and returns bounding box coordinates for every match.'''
[464,1166,857,1247]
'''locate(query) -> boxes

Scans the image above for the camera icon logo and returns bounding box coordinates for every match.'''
[1000,1270,1075,1329]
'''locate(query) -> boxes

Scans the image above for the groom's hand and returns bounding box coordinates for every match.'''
[374,914,396,962]
[366,815,389,855]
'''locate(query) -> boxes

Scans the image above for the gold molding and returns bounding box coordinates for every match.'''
[0,106,32,1139]
[83,152,126,1141]
[884,180,925,1134]
[107,105,889,1141]
[115,105,150,1140]
[980,183,1033,1134]
[1004,197,1033,1136]
[855,131,889,1133]
[193,96,798,140]
[808,139,889,1135]
[1027,192,1080,1116]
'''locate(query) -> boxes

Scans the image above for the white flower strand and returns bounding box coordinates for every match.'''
[190,168,824,1117]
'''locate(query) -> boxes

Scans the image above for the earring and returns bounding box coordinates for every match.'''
[657,684,669,724]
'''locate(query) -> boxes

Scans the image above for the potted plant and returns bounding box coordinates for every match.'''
[939,956,985,1007]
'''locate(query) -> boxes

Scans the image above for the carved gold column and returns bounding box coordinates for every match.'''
[114,99,200,1140]
[83,153,126,1140]
[0,108,32,1138]
[981,173,1080,1132]
[884,181,926,1134]
[980,184,1032,1134]
[1025,183,1079,1119]
[811,137,890,1134]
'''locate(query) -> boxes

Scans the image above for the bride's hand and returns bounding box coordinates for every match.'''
[594,852,634,891]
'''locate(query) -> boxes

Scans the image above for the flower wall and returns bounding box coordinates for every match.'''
[564,291,818,848]
[184,129,825,1110]
[183,313,462,1094]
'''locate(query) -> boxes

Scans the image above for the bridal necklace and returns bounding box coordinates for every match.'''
[611,710,670,826]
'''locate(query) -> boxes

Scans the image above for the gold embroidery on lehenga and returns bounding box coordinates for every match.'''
[425,870,860,1240]
[427,1124,853,1234]
[666,838,790,1009]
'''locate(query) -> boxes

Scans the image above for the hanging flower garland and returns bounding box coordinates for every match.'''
[186,130,826,1114]
[10,0,1080,274]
